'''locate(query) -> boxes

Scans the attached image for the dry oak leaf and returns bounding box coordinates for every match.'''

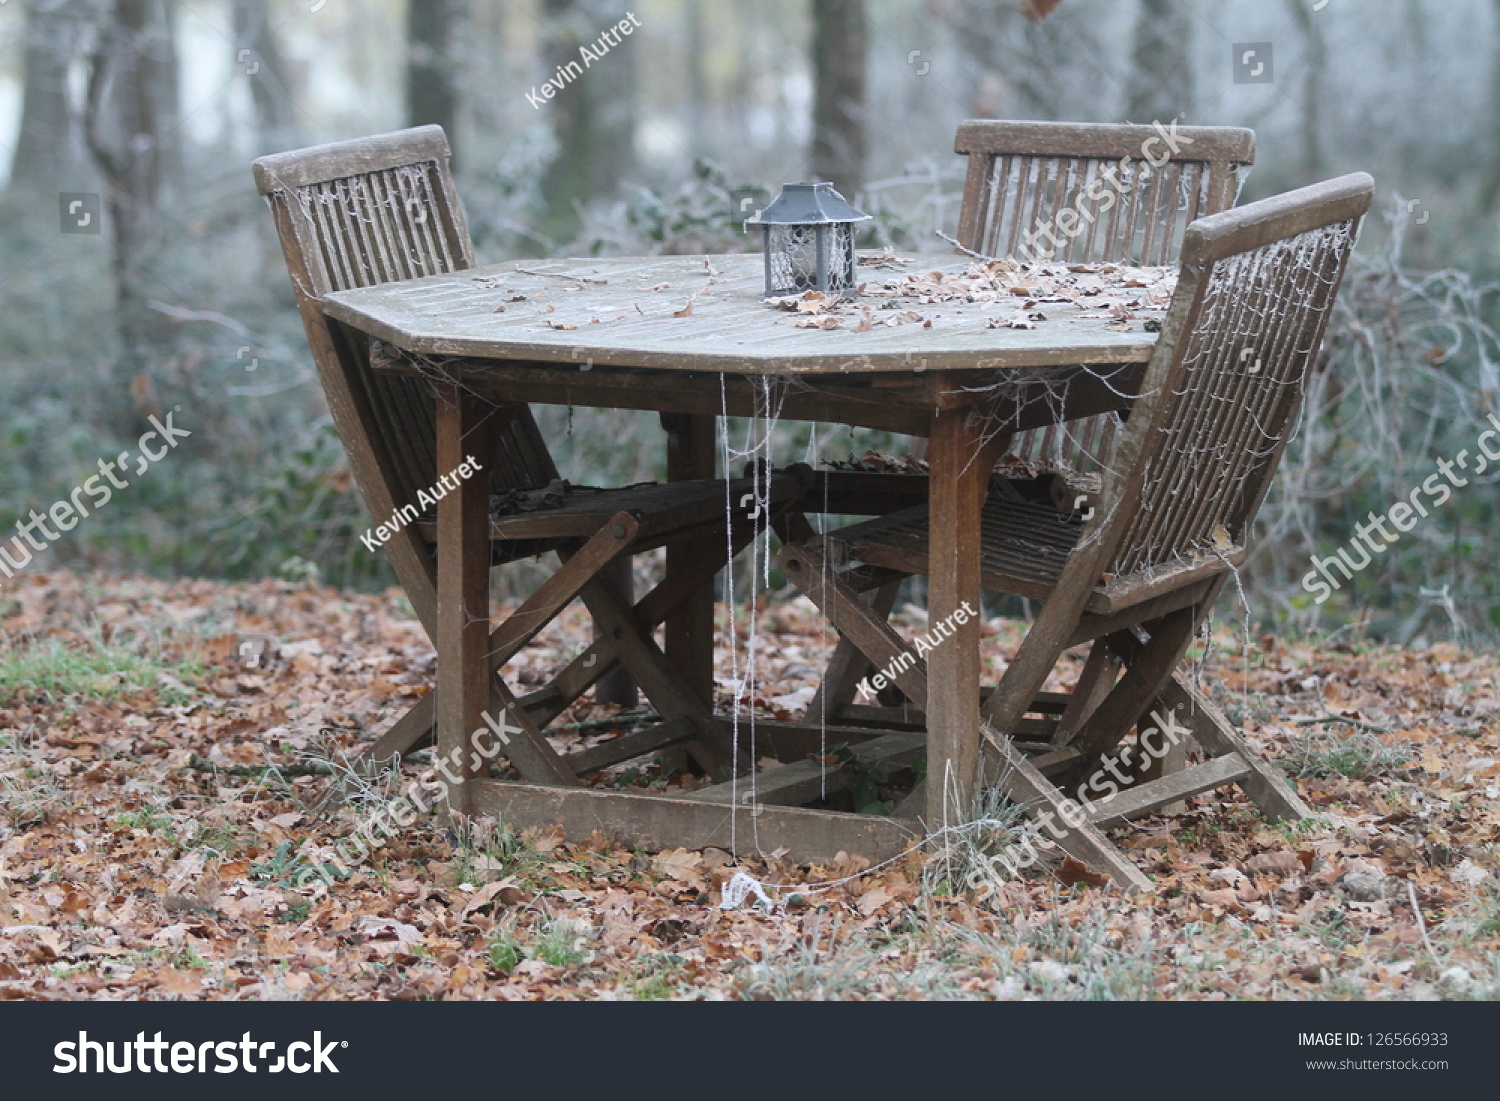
[0,926,63,963]
[1247,852,1303,877]
[151,966,204,997]
[1195,887,1242,910]
[856,883,899,915]
[652,848,704,883]
[1056,858,1110,888]
[360,916,421,946]
[460,877,524,917]
[795,291,834,313]
[601,906,637,950]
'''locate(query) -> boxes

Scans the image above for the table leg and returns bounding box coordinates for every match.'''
[925,407,988,829]
[661,412,717,707]
[593,556,638,708]
[435,383,492,817]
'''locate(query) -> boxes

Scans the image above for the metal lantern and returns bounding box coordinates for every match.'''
[751,182,871,299]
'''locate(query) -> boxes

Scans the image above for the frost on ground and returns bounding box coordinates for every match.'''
[0,571,1496,1001]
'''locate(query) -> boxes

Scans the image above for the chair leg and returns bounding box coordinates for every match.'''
[985,729,1153,892]
[355,512,646,780]
[776,545,931,707]
[780,542,1153,890]
[1154,673,1311,822]
[803,578,903,724]
[1053,642,1122,746]
[593,556,638,707]
[1067,604,1203,776]
[577,578,748,782]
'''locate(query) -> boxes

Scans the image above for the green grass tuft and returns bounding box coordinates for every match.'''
[0,637,199,706]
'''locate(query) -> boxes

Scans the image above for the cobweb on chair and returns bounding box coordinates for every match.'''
[1108,221,1358,580]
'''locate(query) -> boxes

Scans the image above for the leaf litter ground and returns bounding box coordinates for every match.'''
[0,570,1497,1000]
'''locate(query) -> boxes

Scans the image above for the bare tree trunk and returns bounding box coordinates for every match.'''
[950,0,1018,117]
[1480,0,1500,212]
[684,0,708,155]
[83,0,177,401]
[810,0,866,199]
[539,0,638,242]
[407,0,467,164]
[8,0,85,197]
[1126,0,1194,124]
[1284,0,1325,178]
[231,0,295,154]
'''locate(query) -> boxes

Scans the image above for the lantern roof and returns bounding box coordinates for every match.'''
[750,182,871,225]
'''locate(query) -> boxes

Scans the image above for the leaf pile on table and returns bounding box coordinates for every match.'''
[763,258,1177,333]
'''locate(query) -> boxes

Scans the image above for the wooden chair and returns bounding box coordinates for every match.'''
[954,118,1255,475]
[775,173,1374,888]
[254,126,809,786]
[800,121,1258,731]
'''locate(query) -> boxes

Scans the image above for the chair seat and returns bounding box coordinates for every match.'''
[822,496,1091,608]
[818,494,1244,616]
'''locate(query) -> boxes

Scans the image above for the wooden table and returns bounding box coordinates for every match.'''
[322,252,1164,860]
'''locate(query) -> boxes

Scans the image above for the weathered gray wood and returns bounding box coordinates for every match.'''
[375,355,946,435]
[1154,673,1312,822]
[469,779,920,866]
[804,579,902,724]
[985,725,1153,892]
[707,718,897,761]
[576,579,744,781]
[434,383,493,814]
[593,555,638,708]
[662,412,718,708]
[253,124,455,193]
[1083,753,1252,829]
[953,120,1254,477]
[1054,644,1121,746]
[924,412,1005,827]
[954,121,1253,273]
[1066,578,1215,647]
[1182,172,1373,263]
[565,718,699,775]
[320,254,1161,374]
[362,506,773,771]
[1069,605,1202,767]
[776,544,932,709]
[954,120,1254,171]
[691,731,927,806]
[370,350,1147,436]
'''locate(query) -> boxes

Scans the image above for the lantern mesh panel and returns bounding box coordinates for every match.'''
[765,224,858,297]
[826,224,857,296]
[766,225,814,296]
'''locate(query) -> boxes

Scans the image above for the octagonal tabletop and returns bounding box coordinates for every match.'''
[321,252,1170,377]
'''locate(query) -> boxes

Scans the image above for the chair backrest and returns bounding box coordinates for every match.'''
[957,120,1254,475]
[252,126,557,528]
[954,120,1255,267]
[1087,173,1373,580]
